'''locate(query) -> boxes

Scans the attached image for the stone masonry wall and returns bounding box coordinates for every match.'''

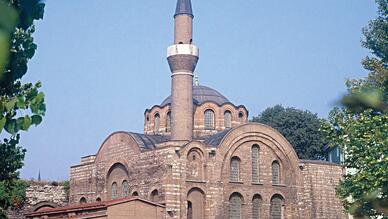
[6,181,68,219]
[300,161,348,219]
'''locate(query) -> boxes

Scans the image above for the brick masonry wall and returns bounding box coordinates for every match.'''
[69,124,347,219]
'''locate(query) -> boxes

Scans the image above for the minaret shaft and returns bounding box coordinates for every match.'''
[174,16,193,44]
[168,0,198,141]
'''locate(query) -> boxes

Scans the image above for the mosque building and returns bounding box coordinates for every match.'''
[27,0,347,218]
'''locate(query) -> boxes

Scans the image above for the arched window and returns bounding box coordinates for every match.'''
[154,113,160,133]
[111,182,118,199]
[132,191,139,197]
[238,112,244,123]
[166,112,171,131]
[272,161,280,184]
[187,201,193,219]
[252,194,262,219]
[229,193,243,219]
[230,157,240,182]
[150,190,159,203]
[122,181,129,198]
[270,195,284,219]
[252,145,260,183]
[224,111,232,128]
[204,109,215,130]
[79,197,87,204]
[187,188,205,219]
[96,197,101,202]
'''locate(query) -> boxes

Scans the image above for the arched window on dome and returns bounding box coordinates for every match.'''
[270,195,284,219]
[154,113,160,133]
[224,111,232,128]
[229,193,243,219]
[166,112,171,132]
[272,161,281,185]
[252,145,260,183]
[122,181,129,198]
[150,189,159,203]
[79,197,87,204]
[111,182,118,200]
[204,109,215,130]
[230,157,241,182]
[238,112,244,123]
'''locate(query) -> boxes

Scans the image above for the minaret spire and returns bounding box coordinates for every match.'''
[175,0,193,18]
[168,0,199,141]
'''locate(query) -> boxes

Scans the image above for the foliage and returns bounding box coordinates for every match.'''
[0,135,25,181]
[0,0,45,217]
[0,180,27,218]
[63,181,70,202]
[252,105,325,160]
[322,0,388,217]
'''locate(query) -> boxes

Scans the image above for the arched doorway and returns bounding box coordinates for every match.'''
[187,188,205,219]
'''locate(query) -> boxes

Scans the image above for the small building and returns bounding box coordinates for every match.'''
[25,198,166,219]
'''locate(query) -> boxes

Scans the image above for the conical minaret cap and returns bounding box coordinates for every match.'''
[175,0,193,17]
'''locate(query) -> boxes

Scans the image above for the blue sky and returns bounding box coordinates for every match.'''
[20,0,377,180]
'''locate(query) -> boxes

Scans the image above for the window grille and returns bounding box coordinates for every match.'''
[272,161,280,184]
[252,195,262,219]
[154,113,160,133]
[252,145,260,183]
[122,181,129,197]
[111,182,118,199]
[230,157,240,182]
[204,109,215,129]
[224,111,232,128]
[270,196,283,219]
[229,194,242,219]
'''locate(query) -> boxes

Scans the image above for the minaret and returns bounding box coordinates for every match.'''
[168,0,199,141]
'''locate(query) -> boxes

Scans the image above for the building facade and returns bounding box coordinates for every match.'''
[42,0,348,218]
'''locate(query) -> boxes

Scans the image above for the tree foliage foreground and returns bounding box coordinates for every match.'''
[321,0,388,218]
[0,0,45,217]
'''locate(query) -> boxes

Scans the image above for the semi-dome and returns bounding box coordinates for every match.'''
[161,85,230,106]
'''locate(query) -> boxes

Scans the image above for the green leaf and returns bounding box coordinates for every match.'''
[5,98,17,113]
[21,116,31,131]
[31,115,42,126]
[0,117,6,133]
[16,96,26,109]
[4,119,17,135]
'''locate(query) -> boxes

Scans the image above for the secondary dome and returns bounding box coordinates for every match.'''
[161,85,230,106]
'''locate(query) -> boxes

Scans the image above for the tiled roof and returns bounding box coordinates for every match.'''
[128,132,170,151]
[25,197,165,217]
[203,129,231,147]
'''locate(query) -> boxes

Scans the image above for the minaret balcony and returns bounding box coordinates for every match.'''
[167,44,199,58]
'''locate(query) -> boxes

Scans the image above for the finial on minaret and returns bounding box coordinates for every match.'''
[194,74,199,86]
[175,0,193,18]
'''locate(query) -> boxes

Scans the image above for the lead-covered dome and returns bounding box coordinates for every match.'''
[161,85,230,106]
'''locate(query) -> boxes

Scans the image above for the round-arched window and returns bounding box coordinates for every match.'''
[224,111,232,128]
[154,113,160,133]
[111,182,118,199]
[238,112,244,123]
[166,112,171,131]
[122,181,129,198]
[204,109,215,130]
